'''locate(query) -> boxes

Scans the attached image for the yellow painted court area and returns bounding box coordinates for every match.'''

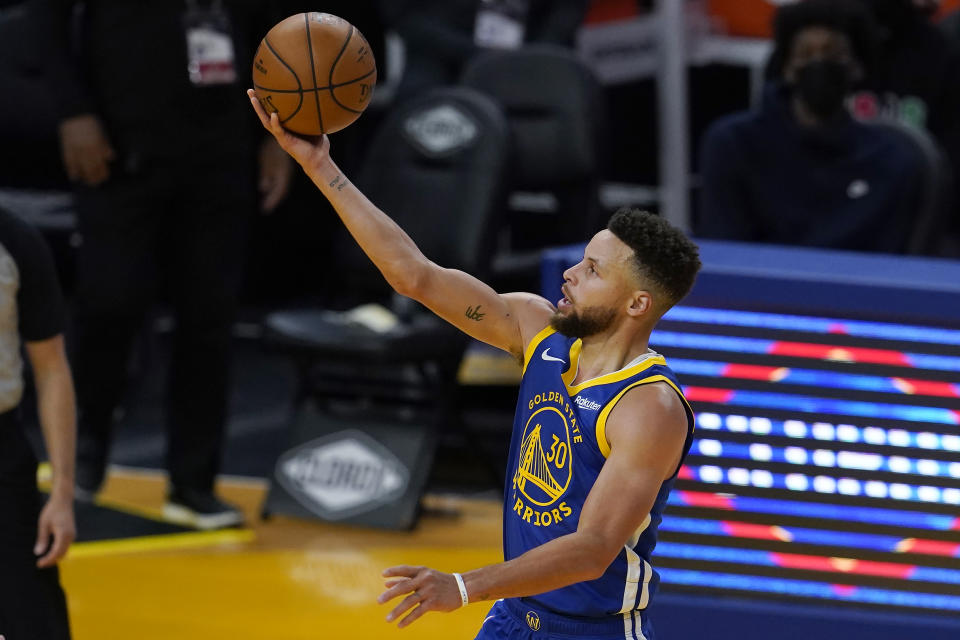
[56,469,503,640]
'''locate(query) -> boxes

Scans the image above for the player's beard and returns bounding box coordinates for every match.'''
[550,305,617,338]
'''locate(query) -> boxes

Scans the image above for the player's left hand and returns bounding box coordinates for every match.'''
[377,565,464,628]
[35,493,76,568]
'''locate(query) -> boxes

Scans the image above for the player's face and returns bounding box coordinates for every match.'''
[551,231,638,338]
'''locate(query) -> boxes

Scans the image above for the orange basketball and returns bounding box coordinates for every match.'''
[252,13,377,135]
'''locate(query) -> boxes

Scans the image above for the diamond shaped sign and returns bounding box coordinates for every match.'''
[402,103,479,158]
[274,430,410,520]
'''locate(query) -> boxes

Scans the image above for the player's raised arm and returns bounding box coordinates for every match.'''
[247,90,554,359]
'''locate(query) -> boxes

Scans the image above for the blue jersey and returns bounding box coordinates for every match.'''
[503,326,694,619]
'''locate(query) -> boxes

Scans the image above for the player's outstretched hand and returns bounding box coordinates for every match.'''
[377,565,464,628]
[247,89,329,170]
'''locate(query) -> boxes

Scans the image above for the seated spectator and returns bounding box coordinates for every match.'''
[696,0,925,253]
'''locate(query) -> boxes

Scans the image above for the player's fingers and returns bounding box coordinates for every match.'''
[397,602,429,629]
[385,592,421,623]
[377,577,416,604]
[247,89,271,127]
[247,96,266,126]
[261,113,291,148]
[382,565,423,578]
[268,112,291,142]
[248,92,284,141]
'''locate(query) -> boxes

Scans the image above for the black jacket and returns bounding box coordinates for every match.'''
[697,82,925,253]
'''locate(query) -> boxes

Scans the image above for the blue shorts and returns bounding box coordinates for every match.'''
[474,598,654,640]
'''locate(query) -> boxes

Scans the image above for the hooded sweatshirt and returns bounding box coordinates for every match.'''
[696,82,924,253]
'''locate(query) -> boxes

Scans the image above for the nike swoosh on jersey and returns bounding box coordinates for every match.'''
[541,348,565,363]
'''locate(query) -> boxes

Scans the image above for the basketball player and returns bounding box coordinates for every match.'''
[248,90,701,640]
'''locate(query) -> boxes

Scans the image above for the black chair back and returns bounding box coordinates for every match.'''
[461,45,606,252]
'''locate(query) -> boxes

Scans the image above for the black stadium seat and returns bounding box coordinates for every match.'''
[460,44,607,290]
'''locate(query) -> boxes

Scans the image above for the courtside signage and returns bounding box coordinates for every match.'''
[274,430,410,520]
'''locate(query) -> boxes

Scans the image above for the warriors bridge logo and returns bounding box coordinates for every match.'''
[515,404,573,506]
[511,390,582,527]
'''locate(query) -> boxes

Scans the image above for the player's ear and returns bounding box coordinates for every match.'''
[627,290,652,317]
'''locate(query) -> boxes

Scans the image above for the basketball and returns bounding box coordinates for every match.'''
[252,13,377,136]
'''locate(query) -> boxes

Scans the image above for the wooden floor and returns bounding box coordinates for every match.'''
[57,468,503,640]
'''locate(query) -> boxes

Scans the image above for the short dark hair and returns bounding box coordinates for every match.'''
[607,208,701,308]
[767,0,878,80]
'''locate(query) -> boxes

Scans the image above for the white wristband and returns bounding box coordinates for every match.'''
[452,572,469,607]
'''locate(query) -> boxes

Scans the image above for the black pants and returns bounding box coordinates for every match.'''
[72,157,254,492]
[0,413,71,640]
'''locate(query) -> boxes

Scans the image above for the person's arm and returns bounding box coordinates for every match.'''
[25,334,76,568]
[377,383,688,628]
[4,204,75,566]
[31,0,114,186]
[247,90,554,359]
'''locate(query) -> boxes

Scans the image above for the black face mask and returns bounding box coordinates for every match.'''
[793,60,852,120]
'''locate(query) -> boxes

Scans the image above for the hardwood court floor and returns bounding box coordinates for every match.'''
[57,468,503,640]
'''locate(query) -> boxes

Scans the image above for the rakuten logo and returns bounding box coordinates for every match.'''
[574,396,602,411]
